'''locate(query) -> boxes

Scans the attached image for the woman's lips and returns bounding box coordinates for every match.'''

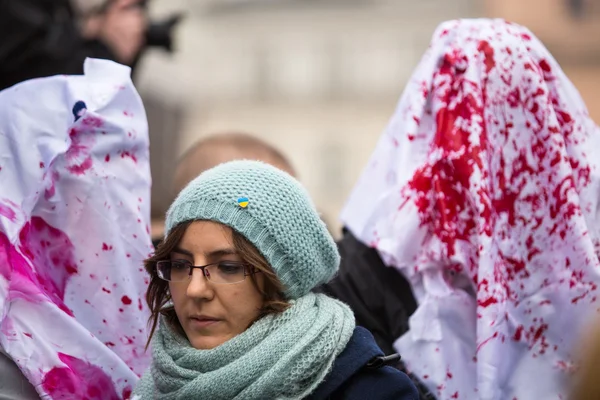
[188,317,220,329]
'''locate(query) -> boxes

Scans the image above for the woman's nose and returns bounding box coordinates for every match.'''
[185,267,214,299]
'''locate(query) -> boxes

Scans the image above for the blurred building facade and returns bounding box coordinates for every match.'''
[139,0,598,234]
[141,0,477,233]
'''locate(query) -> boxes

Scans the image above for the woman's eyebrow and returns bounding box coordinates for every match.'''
[206,248,238,258]
[171,247,238,258]
[171,247,193,256]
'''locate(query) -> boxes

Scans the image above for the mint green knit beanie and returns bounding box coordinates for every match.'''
[164,160,339,299]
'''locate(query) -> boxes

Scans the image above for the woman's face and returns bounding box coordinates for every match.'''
[168,221,265,349]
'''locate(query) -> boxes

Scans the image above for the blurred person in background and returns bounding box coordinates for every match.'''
[0,0,181,91]
[325,18,600,400]
[151,132,297,246]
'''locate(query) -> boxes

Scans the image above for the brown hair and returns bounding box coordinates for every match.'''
[145,220,290,348]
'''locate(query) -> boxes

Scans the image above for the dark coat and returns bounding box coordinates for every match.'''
[316,230,437,400]
[307,326,418,400]
[317,229,418,355]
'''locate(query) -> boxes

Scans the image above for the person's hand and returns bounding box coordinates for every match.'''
[98,0,147,65]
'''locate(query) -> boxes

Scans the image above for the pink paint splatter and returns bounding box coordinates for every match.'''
[41,353,121,400]
[65,124,98,176]
[121,296,132,305]
[44,171,60,200]
[0,200,17,222]
[17,217,78,315]
[120,152,137,164]
[80,115,104,129]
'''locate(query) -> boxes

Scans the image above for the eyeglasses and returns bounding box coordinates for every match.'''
[156,260,257,284]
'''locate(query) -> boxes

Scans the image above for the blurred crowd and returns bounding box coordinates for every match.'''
[1,1,600,400]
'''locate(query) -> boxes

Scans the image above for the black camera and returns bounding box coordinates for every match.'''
[138,0,183,53]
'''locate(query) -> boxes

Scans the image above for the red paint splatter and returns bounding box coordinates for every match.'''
[478,40,495,73]
[105,154,110,162]
[451,392,459,399]
[23,332,33,338]
[39,162,45,168]
[121,296,132,305]
[122,387,133,400]
[478,296,498,308]
[138,298,143,311]
[102,243,113,251]
[513,325,524,341]
[539,59,552,73]
[521,33,532,41]
[102,287,111,294]
[67,157,93,175]
[41,353,121,400]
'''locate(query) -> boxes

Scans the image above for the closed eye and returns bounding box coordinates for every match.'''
[170,260,192,270]
[216,261,245,275]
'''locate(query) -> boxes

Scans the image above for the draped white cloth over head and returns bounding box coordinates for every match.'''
[0,59,152,399]
[342,19,600,400]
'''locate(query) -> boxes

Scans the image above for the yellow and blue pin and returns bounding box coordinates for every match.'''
[237,197,249,208]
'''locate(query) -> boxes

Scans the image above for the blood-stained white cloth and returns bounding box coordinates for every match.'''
[0,59,152,399]
[341,19,600,400]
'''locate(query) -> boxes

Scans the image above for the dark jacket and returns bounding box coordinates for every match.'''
[316,230,436,400]
[308,326,418,400]
[0,0,116,91]
[317,230,418,355]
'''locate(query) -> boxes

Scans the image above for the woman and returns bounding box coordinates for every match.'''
[133,160,418,399]
[339,19,600,400]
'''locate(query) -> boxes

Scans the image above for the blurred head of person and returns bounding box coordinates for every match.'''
[151,132,295,243]
[173,132,296,195]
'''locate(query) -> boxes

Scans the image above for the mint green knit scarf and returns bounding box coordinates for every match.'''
[133,293,355,399]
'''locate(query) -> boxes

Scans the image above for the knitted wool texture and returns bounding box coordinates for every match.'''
[165,160,339,299]
[133,293,355,399]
